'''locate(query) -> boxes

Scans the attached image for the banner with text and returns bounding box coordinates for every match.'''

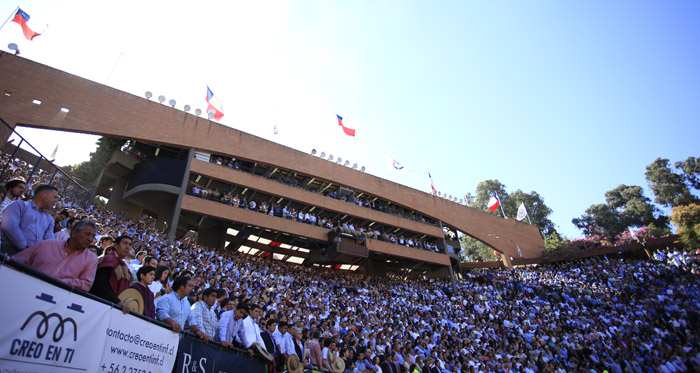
[0,266,110,372]
[0,265,180,373]
[175,336,267,373]
[99,308,179,373]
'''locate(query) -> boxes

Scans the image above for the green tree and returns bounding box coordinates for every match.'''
[670,204,700,249]
[573,184,666,238]
[506,189,556,236]
[460,235,499,262]
[544,231,568,251]
[69,137,126,183]
[645,157,700,207]
[472,179,557,236]
[473,179,508,214]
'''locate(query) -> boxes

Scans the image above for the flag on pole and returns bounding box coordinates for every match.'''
[629,228,639,241]
[386,156,408,174]
[516,244,522,257]
[517,202,527,221]
[428,172,437,195]
[50,143,59,160]
[12,8,40,41]
[487,194,500,212]
[205,86,224,121]
[336,115,355,137]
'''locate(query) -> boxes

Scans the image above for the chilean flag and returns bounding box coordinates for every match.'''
[487,194,500,212]
[12,8,40,41]
[205,86,224,121]
[336,114,356,137]
[429,172,437,195]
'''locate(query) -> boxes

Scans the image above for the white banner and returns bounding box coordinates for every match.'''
[0,265,110,372]
[99,308,179,373]
[0,265,180,373]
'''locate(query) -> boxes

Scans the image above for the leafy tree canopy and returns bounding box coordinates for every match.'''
[471,179,556,236]
[460,179,555,261]
[69,137,126,184]
[572,184,666,238]
[645,157,700,207]
[670,203,700,249]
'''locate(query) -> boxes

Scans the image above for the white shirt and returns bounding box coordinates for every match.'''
[218,310,235,342]
[273,329,284,350]
[282,332,295,356]
[240,316,266,350]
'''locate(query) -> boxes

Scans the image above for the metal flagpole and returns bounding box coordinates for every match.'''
[496,192,507,219]
[525,206,533,225]
[0,6,20,33]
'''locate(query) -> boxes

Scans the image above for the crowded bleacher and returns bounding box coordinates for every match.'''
[2,150,700,373]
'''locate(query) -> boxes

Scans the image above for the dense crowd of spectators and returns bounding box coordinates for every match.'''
[206,154,439,227]
[0,151,88,207]
[2,152,700,372]
[188,181,445,254]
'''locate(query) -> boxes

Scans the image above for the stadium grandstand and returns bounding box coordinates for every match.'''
[1,52,699,372]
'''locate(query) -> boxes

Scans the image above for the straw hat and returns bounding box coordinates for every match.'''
[118,289,144,314]
[286,355,303,373]
[331,358,346,373]
[254,344,274,361]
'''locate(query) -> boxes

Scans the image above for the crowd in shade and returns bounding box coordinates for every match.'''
[1,155,700,372]
[0,151,88,208]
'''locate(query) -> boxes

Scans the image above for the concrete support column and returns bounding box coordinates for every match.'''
[438,220,457,294]
[168,148,194,243]
[105,178,141,221]
[365,258,387,276]
[502,254,512,268]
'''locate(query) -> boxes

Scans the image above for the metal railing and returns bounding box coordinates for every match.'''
[0,252,263,362]
[0,117,94,207]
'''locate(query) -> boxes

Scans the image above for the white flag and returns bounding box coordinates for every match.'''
[517,202,527,221]
[516,244,522,257]
[629,228,639,240]
[50,143,59,160]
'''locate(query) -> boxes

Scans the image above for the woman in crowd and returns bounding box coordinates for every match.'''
[149,265,171,299]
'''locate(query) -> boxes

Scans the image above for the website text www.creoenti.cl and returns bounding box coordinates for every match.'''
[105,328,175,367]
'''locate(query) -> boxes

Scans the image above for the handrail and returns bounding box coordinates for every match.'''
[0,116,90,194]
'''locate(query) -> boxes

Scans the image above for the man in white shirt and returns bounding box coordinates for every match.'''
[273,321,288,353]
[282,325,296,360]
[220,303,249,349]
[240,304,267,353]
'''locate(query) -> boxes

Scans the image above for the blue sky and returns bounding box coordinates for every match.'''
[1,1,698,239]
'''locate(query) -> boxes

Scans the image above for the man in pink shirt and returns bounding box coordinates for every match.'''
[13,220,98,291]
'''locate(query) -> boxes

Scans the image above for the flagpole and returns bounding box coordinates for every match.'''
[496,192,507,219]
[0,6,19,33]
[526,210,533,225]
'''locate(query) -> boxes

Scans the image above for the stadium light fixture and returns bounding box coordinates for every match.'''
[145,91,153,99]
